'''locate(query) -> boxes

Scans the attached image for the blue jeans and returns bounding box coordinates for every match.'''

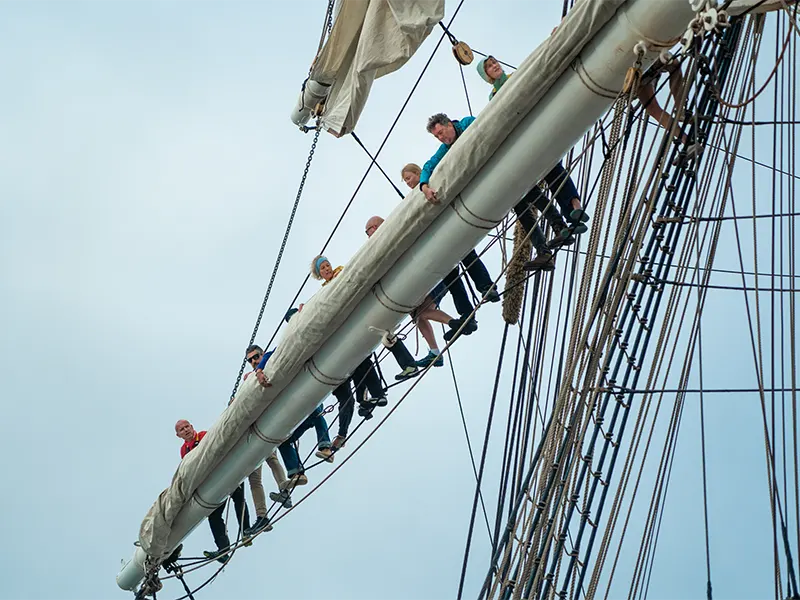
[278,404,331,476]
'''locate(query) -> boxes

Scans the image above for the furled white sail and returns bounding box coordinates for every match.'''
[291,0,444,136]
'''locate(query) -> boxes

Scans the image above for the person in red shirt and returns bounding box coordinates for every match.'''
[175,419,254,564]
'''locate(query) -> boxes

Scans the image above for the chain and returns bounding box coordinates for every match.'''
[228,125,323,400]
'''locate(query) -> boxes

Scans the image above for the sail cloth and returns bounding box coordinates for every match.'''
[310,0,444,137]
[136,0,627,561]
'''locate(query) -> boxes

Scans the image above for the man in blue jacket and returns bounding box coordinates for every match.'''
[420,113,563,271]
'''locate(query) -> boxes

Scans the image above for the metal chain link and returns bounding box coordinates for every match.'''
[229,126,323,400]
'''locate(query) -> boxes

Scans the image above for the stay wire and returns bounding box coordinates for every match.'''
[457,323,511,600]
[445,331,495,541]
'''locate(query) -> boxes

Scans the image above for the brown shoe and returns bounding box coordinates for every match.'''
[523,250,555,272]
[332,435,346,451]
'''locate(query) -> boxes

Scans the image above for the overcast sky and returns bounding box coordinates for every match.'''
[1,2,797,599]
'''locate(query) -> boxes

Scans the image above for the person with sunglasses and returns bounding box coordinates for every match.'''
[234,345,294,537]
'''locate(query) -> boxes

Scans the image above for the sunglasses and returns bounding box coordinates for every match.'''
[246,354,262,364]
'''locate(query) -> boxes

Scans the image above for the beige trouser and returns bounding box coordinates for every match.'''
[248,466,267,518]
[248,451,287,518]
[266,450,287,488]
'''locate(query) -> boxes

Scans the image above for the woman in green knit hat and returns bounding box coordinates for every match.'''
[476,55,590,240]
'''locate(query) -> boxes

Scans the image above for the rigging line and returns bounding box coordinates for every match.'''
[496,219,800,282]
[313,0,337,56]
[696,204,713,600]
[445,328,495,542]
[626,110,800,182]
[714,117,800,127]
[492,287,533,560]
[618,27,752,600]
[459,63,474,117]
[456,324,511,600]
[771,19,786,594]
[693,210,800,222]
[603,386,800,394]
[717,117,800,125]
[641,279,800,293]
[790,4,800,569]
[350,132,406,199]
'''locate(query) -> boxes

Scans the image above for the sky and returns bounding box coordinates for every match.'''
[0,1,797,600]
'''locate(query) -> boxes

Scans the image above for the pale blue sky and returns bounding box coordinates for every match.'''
[0,1,796,599]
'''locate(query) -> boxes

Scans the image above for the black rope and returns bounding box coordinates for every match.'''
[459,63,473,117]
[350,131,405,199]
[457,324,510,600]
[438,21,459,46]
[444,327,494,540]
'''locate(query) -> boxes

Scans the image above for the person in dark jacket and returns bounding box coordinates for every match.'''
[476,56,591,263]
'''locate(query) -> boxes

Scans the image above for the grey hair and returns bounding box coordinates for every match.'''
[426,113,451,133]
[245,344,263,356]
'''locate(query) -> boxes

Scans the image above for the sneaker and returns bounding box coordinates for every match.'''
[331,435,346,451]
[395,365,420,381]
[315,447,335,462]
[373,395,388,407]
[358,404,374,419]
[567,221,588,235]
[461,315,478,335]
[480,286,501,303]
[444,315,478,342]
[269,490,293,508]
[244,516,273,537]
[548,225,577,248]
[279,473,308,492]
[416,350,444,368]
[204,549,230,565]
[523,250,555,272]
[569,208,590,224]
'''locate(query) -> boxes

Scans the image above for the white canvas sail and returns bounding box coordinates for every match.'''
[292,0,444,136]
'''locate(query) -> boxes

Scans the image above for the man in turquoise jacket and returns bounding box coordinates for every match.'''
[419,113,565,271]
